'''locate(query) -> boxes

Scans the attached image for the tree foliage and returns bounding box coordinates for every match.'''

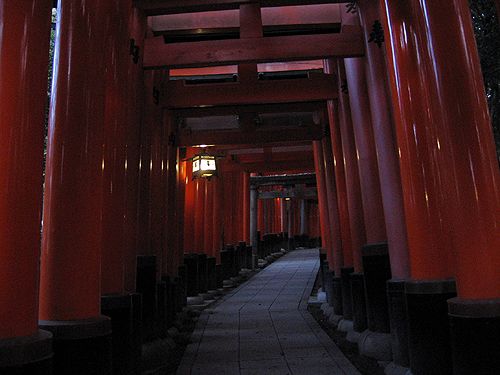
[469,0,500,163]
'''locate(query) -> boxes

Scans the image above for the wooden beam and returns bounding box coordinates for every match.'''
[173,101,327,118]
[258,189,317,200]
[144,32,364,68]
[222,159,315,173]
[136,0,345,16]
[165,74,336,108]
[177,125,323,146]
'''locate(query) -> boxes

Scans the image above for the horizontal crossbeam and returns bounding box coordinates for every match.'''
[144,32,364,68]
[177,125,323,146]
[165,74,336,108]
[136,0,345,16]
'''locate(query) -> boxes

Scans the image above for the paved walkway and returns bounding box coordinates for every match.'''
[177,249,361,375]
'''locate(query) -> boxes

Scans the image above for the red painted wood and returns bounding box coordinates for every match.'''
[382,0,500,297]
[177,158,187,263]
[166,75,336,108]
[324,93,353,268]
[144,32,364,68]
[184,162,197,253]
[178,126,323,147]
[40,0,110,321]
[0,0,52,338]
[212,175,224,261]
[336,60,365,273]
[313,141,333,267]
[344,57,387,244]
[138,0,343,15]
[357,0,409,279]
[101,0,131,296]
[243,173,251,243]
[124,7,147,292]
[322,137,344,274]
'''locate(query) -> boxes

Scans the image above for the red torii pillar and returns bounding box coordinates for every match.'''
[124,6,146,294]
[381,0,500,373]
[243,172,251,244]
[357,0,411,368]
[313,141,333,269]
[39,1,113,373]
[212,174,224,263]
[100,3,145,373]
[336,60,366,326]
[0,1,53,372]
[321,137,344,276]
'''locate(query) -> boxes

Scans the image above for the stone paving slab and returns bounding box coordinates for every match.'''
[176,249,361,375]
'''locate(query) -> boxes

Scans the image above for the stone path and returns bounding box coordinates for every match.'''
[177,249,361,375]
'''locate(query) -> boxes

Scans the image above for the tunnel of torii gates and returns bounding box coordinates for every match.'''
[0,0,499,375]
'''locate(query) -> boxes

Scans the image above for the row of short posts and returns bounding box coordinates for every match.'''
[320,244,470,374]
[93,255,189,375]
[320,244,402,370]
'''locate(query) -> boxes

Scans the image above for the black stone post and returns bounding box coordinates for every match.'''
[183,254,199,297]
[136,255,157,342]
[0,331,53,375]
[387,280,410,369]
[362,243,391,333]
[220,250,230,281]
[177,265,187,309]
[215,263,223,289]
[207,257,217,291]
[39,317,112,375]
[332,276,343,316]
[341,267,354,321]
[101,294,140,375]
[350,273,368,333]
[197,254,208,294]
[448,298,500,375]
[406,279,456,375]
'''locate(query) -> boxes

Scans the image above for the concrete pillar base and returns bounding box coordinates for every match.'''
[332,276,343,316]
[328,313,344,327]
[101,293,141,375]
[448,297,500,375]
[340,267,354,321]
[406,279,456,375]
[358,330,392,361]
[387,279,410,368]
[39,316,112,375]
[0,330,53,375]
[384,362,411,375]
[337,319,354,333]
[187,296,204,305]
[346,329,362,344]
[351,272,368,333]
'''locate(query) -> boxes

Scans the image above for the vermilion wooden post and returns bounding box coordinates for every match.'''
[336,60,366,273]
[124,6,146,293]
[0,0,53,371]
[150,93,165,278]
[344,58,386,244]
[313,141,333,268]
[194,178,206,252]
[321,137,344,275]
[163,112,179,277]
[243,172,250,244]
[381,1,500,373]
[324,92,353,268]
[357,1,411,367]
[212,175,223,262]
[101,0,130,296]
[39,1,113,373]
[204,180,214,254]
[183,157,196,253]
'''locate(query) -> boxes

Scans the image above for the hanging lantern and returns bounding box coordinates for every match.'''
[192,152,218,179]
